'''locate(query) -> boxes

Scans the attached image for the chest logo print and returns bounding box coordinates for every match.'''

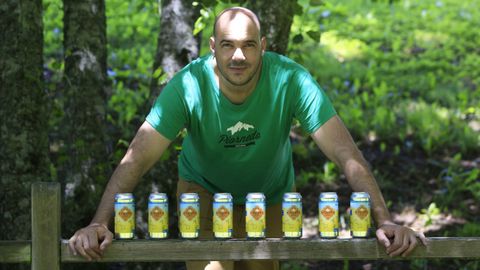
[227,121,254,135]
[219,120,260,148]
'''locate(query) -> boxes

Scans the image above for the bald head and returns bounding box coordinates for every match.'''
[213,7,261,39]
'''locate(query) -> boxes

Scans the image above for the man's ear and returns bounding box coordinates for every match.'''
[209,37,215,54]
[261,37,267,53]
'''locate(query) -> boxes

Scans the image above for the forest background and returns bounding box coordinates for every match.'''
[0,0,479,269]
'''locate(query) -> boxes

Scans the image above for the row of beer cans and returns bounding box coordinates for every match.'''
[114,192,371,240]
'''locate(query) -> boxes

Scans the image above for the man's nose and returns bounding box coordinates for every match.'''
[232,48,246,61]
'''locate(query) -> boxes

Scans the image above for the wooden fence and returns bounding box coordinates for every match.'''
[0,182,479,269]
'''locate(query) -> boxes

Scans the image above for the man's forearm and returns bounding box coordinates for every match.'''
[343,156,392,226]
[309,117,394,226]
[88,122,172,227]
[90,160,145,227]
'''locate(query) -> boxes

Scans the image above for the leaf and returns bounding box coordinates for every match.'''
[292,34,304,44]
[152,68,163,79]
[307,30,321,42]
[310,0,324,6]
[292,2,304,15]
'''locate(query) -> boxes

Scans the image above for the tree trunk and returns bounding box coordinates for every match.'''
[62,0,110,236]
[247,0,299,55]
[148,0,200,107]
[0,0,48,242]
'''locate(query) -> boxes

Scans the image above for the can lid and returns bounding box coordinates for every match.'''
[115,193,134,199]
[246,193,265,200]
[283,192,302,200]
[351,192,370,199]
[180,193,199,200]
[149,193,168,202]
[319,192,338,199]
[214,193,233,201]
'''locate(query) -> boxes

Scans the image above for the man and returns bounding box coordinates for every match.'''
[69,7,427,270]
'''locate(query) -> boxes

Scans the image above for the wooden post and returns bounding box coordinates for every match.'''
[32,182,61,270]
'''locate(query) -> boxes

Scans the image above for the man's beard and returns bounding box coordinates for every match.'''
[217,58,261,87]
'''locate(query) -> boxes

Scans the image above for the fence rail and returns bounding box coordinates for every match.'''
[0,182,479,269]
[0,241,30,263]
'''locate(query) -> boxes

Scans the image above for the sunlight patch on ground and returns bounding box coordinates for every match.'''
[392,206,466,233]
[414,30,449,48]
[320,31,367,62]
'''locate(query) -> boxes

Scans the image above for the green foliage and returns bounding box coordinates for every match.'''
[104,0,159,144]
[434,154,480,216]
[419,202,441,226]
[289,0,480,157]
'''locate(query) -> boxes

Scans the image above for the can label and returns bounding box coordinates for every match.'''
[282,193,302,238]
[319,193,339,238]
[179,193,200,238]
[350,192,371,237]
[213,194,233,238]
[114,193,135,239]
[246,193,266,238]
[148,193,168,239]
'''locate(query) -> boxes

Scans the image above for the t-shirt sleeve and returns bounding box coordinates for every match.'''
[293,71,337,134]
[145,81,188,140]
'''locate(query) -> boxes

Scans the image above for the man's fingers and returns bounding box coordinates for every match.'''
[375,229,391,248]
[83,234,102,260]
[68,235,78,256]
[417,232,428,246]
[74,235,92,261]
[388,233,410,257]
[88,232,103,258]
[401,234,418,257]
[99,230,113,251]
[386,231,402,254]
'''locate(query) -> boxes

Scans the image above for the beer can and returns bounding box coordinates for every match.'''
[318,192,339,238]
[213,193,233,239]
[350,192,371,238]
[148,193,168,239]
[114,193,135,239]
[245,193,266,238]
[179,193,200,239]
[282,192,302,238]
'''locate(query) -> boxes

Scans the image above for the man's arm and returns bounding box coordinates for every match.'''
[310,115,427,256]
[68,121,172,261]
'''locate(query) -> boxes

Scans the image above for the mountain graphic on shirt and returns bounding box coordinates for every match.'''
[226,121,254,135]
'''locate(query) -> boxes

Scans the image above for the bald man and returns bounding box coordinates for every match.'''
[69,7,427,270]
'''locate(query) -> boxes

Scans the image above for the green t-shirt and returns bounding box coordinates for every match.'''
[146,52,336,204]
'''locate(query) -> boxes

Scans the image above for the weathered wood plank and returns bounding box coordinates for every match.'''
[0,241,31,263]
[32,182,61,270]
[60,237,480,262]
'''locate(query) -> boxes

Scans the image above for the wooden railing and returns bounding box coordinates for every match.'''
[1,182,479,269]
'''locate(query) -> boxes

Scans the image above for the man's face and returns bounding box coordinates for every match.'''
[210,12,266,87]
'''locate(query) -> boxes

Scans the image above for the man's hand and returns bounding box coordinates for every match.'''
[68,223,113,261]
[376,223,428,257]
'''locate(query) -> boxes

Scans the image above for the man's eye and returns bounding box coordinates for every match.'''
[222,44,233,48]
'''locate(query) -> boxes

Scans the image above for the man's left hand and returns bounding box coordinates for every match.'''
[375,223,428,257]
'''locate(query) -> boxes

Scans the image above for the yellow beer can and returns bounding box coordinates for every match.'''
[148,193,168,239]
[179,193,200,239]
[246,193,266,238]
[350,192,371,238]
[213,193,233,239]
[319,192,339,238]
[282,192,302,238]
[114,193,135,239]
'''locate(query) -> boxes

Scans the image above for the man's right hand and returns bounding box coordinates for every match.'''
[68,223,113,261]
